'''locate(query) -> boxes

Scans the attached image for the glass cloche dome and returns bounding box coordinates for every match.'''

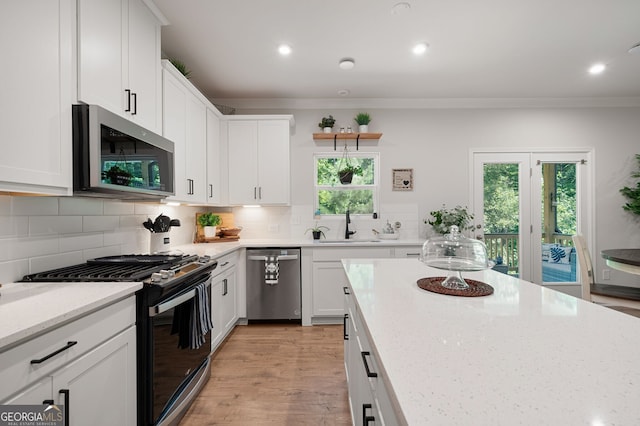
[421,225,494,290]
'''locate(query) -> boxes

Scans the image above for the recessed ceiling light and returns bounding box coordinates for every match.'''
[278,44,292,56]
[338,89,350,96]
[588,63,606,75]
[339,58,355,70]
[412,42,428,55]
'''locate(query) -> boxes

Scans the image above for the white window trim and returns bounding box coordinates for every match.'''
[313,152,380,217]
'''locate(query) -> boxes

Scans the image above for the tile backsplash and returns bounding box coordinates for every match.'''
[0,196,201,283]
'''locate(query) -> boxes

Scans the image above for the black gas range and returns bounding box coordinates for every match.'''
[21,253,218,426]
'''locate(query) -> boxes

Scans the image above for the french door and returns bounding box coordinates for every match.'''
[472,150,593,285]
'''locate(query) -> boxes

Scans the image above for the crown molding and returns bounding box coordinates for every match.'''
[210,97,640,111]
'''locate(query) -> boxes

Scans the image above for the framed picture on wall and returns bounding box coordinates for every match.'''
[392,168,413,191]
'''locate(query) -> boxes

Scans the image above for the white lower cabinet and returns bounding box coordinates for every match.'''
[311,247,392,318]
[344,284,398,426]
[0,297,137,425]
[211,253,239,351]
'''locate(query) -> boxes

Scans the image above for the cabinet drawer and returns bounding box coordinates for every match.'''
[213,251,238,276]
[0,297,135,402]
[312,247,392,262]
[394,246,422,258]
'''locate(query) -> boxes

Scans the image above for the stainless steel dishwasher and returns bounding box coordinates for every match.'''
[246,248,302,321]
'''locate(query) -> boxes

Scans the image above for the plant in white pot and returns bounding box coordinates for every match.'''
[318,115,336,133]
[354,112,371,133]
[197,212,221,238]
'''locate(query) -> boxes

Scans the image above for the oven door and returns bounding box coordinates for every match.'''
[148,272,213,425]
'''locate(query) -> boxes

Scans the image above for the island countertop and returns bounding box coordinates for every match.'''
[342,258,640,425]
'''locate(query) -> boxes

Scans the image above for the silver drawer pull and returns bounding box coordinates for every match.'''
[149,277,211,317]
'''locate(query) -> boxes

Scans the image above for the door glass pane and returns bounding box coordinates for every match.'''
[541,163,577,283]
[483,163,520,277]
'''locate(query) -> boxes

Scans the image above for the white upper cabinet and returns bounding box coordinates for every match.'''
[77,0,163,133]
[206,108,226,205]
[227,118,292,205]
[162,61,207,204]
[0,0,73,195]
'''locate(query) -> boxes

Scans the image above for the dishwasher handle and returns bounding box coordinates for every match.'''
[247,254,299,261]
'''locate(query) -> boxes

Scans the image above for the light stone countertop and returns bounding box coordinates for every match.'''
[0,281,142,350]
[343,258,640,425]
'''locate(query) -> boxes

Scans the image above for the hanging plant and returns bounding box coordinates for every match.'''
[337,145,363,184]
[620,154,640,216]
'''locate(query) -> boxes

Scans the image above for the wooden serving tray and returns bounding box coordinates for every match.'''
[194,212,239,243]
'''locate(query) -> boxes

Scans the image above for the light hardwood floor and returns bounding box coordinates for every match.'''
[179,324,351,425]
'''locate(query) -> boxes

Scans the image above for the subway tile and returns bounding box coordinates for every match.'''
[82,215,119,232]
[29,251,84,275]
[103,200,136,215]
[11,197,59,216]
[0,259,29,283]
[0,236,59,261]
[134,203,162,216]
[0,216,29,237]
[103,231,125,246]
[59,197,103,215]
[0,196,12,215]
[83,246,121,261]
[59,233,103,252]
[29,216,82,236]
[120,214,148,229]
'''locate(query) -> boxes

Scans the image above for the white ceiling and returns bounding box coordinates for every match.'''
[153,0,640,104]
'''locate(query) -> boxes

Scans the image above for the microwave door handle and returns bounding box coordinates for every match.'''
[148,276,212,317]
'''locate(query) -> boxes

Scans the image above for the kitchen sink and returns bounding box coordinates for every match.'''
[316,239,381,244]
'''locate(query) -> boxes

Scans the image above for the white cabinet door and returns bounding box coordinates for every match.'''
[0,0,72,195]
[206,108,224,205]
[126,0,161,132]
[2,377,52,405]
[312,262,348,316]
[256,120,290,204]
[162,65,207,204]
[78,0,161,132]
[227,120,259,204]
[220,267,238,331]
[52,326,137,426]
[227,119,290,205]
[210,277,224,350]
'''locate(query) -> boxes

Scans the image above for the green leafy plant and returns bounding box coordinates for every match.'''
[101,165,132,186]
[425,205,476,235]
[338,163,363,176]
[305,222,330,239]
[354,112,371,125]
[318,115,336,129]
[197,212,221,227]
[170,58,191,79]
[620,154,640,216]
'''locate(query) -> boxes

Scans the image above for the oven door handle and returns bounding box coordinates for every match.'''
[149,276,212,317]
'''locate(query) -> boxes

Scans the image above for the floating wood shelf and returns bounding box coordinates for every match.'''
[313,132,383,150]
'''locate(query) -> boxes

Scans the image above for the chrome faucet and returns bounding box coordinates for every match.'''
[345,209,356,239]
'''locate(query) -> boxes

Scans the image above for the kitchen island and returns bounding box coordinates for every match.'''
[343,258,640,425]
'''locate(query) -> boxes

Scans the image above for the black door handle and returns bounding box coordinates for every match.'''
[131,92,137,115]
[362,403,375,425]
[343,314,349,340]
[59,389,69,426]
[31,341,77,364]
[343,286,350,295]
[361,351,378,378]
[124,89,131,112]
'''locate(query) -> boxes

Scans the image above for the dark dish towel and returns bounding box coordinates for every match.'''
[190,280,214,349]
[264,256,279,285]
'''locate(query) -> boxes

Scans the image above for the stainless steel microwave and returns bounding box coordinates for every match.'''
[73,104,175,200]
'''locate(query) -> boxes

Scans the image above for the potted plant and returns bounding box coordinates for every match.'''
[425,205,476,235]
[338,163,363,184]
[197,212,221,238]
[354,112,371,133]
[305,222,330,240]
[620,154,640,216]
[318,115,336,133]
[102,165,132,186]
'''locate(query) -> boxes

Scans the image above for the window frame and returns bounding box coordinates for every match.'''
[313,151,380,217]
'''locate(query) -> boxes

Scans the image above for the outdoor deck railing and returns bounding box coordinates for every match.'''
[483,233,574,274]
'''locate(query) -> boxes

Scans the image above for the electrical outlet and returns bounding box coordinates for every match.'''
[603,269,611,280]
